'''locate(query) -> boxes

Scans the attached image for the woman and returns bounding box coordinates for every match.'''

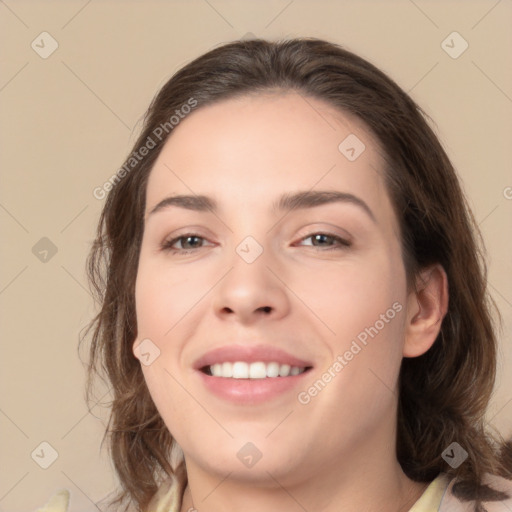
[40,38,512,512]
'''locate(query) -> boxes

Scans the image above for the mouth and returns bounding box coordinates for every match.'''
[193,344,314,404]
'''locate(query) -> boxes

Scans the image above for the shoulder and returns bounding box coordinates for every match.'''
[146,475,185,512]
[36,489,70,512]
[440,473,512,511]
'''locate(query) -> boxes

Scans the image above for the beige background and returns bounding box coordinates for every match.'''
[1,1,511,510]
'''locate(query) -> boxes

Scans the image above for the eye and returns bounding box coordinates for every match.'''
[297,232,351,250]
[161,233,211,253]
[160,232,350,253]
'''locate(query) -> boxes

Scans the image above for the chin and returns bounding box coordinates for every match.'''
[183,436,311,484]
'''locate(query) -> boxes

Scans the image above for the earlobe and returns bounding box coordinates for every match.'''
[403,264,449,358]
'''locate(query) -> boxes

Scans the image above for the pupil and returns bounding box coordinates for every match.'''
[315,234,330,245]
[185,236,201,248]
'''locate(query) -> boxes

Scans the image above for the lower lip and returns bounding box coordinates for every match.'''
[196,370,311,404]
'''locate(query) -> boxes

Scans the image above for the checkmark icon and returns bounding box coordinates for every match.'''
[135,339,161,366]
[237,442,262,468]
[338,134,366,161]
[31,31,58,59]
[236,236,263,263]
[31,441,59,469]
[345,147,356,158]
[441,32,468,59]
[441,442,468,468]
[32,237,58,263]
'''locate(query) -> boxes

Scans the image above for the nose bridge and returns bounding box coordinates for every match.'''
[225,209,272,272]
[224,233,274,297]
[235,234,266,266]
[211,231,289,321]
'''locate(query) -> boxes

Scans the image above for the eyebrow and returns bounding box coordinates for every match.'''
[147,190,376,222]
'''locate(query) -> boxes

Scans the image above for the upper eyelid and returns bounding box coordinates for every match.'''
[163,222,352,241]
[294,226,352,243]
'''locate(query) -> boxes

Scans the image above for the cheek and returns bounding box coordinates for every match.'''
[135,256,206,340]
[296,245,406,406]
[140,360,209,454]
[134,257,210,410]
[293,248,406,347]
[301,247,406,420]
[134,259,203,436]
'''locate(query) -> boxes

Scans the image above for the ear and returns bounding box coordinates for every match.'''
[403,264,449,358]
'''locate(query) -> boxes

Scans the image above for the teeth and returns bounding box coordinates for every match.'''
[266,362,280,378]
[249,362,266,379]
[221,362,233,377]
[233,362,249,378]
[207,362,307,379]
[279,364,291,377]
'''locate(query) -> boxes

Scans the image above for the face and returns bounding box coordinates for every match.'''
[134,92,410,486]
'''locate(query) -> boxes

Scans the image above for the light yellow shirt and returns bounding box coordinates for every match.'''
[409,473,450,511]
[36,472,512,512]
[35,490,69,512]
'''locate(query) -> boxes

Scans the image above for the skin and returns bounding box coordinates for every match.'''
[133,92,448,512]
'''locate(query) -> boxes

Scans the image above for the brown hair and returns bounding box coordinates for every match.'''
[81,38,512,511]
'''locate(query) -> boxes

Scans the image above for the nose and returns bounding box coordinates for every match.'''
[211,248,291,325]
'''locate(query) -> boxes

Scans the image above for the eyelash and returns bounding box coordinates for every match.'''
[160,232,352,254]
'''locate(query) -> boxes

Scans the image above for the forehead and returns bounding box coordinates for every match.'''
[145,92,391,218]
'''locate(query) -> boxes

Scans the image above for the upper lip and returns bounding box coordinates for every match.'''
[193,344,314,370]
